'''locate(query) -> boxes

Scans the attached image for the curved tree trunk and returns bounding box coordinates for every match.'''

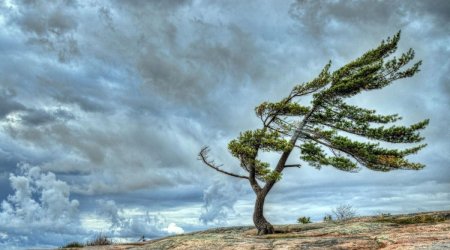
[253,191,274,235]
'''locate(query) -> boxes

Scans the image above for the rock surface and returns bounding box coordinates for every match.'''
[72,211,450,250]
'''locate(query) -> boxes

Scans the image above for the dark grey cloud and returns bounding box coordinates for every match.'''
[0,0,449,248]
[7,0,80,62]
[0,87,75,127]
[19,108,74,126]
[0,88,26,119]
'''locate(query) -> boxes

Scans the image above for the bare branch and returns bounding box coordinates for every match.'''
[284,164,301,168]
[198,147,249,180]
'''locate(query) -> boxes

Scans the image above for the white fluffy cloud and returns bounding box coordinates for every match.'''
[96,199,185,238]
[0,168,186,248]
[0,164,82,248]
[163,223,184,235]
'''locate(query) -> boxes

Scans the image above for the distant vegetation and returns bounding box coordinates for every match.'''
[60,241,84,248]
[332,204,356,222]
[60,234,112,248]
[297,216,312,224]
[298,204,356,224]
[86,234,113,246]
[323,214,333,222]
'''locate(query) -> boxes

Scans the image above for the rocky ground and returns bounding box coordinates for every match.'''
[70,211,450,250]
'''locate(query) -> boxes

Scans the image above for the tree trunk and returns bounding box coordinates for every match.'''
[253,191,274,235]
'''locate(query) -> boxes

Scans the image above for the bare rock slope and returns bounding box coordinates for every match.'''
[82,211,450,250]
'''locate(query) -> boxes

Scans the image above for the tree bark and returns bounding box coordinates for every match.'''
[253,191,274,235]
[252,105,319,235]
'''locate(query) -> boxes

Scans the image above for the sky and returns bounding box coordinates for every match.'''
[0,0,449,249]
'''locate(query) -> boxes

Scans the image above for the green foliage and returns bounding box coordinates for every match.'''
[299,141,358,171]
[206,31,427,194]
[294,32,427,173]
[60,242,84,248]
[228,129,291,181]
[311,100,429,144]
[310,133,427,171]
[199,32,429,235]
[314,100,402,124]
[228,129,292,159]
[323,214,333,222]
[264,170,282,182]
[297,216,312,224]
[313,32,421,104]
[293,61,332,96]
[256,101,310,118]
[299,142,328,168]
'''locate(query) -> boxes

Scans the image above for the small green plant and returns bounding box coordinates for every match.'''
[86,234,112,246]
[297,216,312,224]
[323,214,333,222]
[60,241,84,248]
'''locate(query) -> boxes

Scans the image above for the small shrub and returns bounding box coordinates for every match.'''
[60,241,84,248]
[297,216,312,224]
[86,234,112,246]
[332,204,356,222]
[376,212,392,220]
[323,214,333,222]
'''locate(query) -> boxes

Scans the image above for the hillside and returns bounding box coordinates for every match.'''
[71,211,450,250]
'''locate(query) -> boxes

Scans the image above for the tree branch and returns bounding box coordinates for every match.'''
[284,164,301,168]
[198,147,249,180]
[262,106,319,195]
[300,133,366,167]
[263,93,296,127]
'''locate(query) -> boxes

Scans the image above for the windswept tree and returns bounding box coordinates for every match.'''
[199,32,428,235]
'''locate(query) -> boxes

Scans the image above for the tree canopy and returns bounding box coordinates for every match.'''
[202,31,427,184]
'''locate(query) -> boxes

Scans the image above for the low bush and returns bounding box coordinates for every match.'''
[297,216,312,224]
[332,204,356,222]
[60,241,84,248]
[323,214,333,222]
[86,234,113,246]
